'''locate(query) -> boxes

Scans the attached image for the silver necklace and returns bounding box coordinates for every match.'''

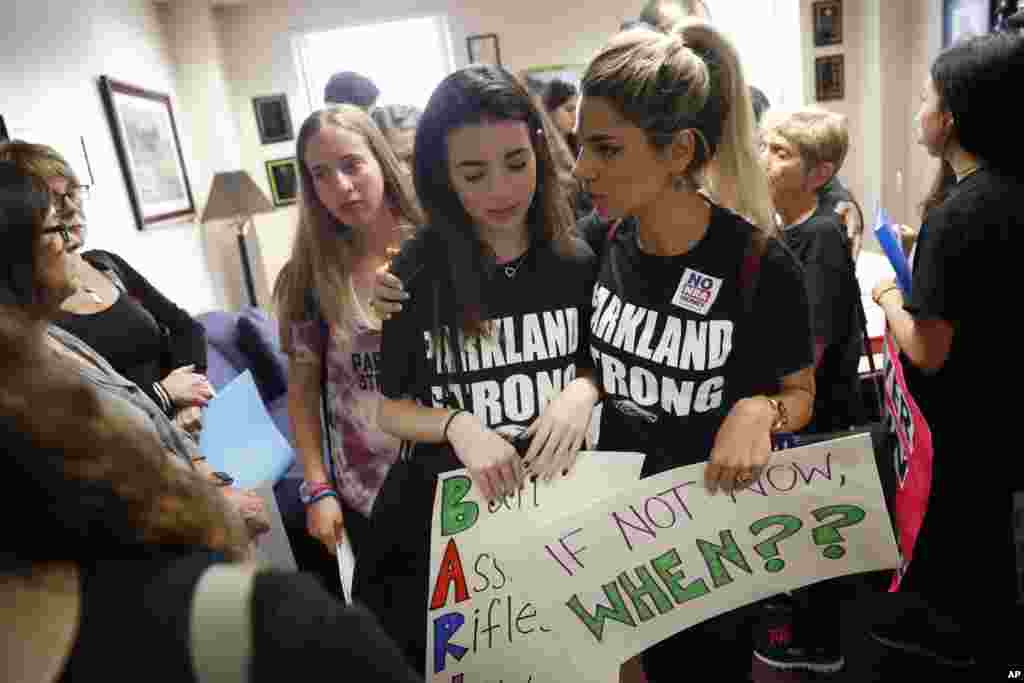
[501,252,528,279]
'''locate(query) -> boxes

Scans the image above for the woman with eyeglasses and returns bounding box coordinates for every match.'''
[0,141,214,438]
[0,149,270,543]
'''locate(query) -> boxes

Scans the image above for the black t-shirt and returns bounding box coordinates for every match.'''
[817,176,854,216]
[381,228,596,447]
[590,205,814,476]
[783,208,862,432]
[55,250,207,408]
[903,168,1018,473]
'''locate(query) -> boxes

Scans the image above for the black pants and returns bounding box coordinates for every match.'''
[274,477,371,603]
[353,448,461,676]
[642,604,757,682]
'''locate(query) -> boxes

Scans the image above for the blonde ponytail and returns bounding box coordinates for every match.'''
[582,20,776,236]
[674,19,776,235]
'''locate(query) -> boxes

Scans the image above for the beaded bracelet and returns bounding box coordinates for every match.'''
[307,489,338,506]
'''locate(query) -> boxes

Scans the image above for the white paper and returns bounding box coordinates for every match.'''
[427,451,646,683]
[337,537,356,604]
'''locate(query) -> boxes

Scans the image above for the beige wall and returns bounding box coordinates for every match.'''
[800,0,943,244]
[214,0,653,296]
[0,0,222,314]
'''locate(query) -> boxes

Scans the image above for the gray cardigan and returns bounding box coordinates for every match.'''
[47,324,197,466]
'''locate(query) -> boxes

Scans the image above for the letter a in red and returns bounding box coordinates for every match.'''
[430,538,470,610]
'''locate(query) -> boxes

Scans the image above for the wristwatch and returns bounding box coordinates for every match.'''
[765,397,789,433]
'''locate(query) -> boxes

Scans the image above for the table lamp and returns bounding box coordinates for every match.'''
[201,170,274,307]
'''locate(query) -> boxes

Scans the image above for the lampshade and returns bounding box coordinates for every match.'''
[200,170,274,223]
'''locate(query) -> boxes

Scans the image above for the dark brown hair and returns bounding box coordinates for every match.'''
[413,65,575,337]
[0,308,249,572]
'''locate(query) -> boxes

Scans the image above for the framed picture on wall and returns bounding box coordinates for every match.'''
[467,33,501,66]
[253,94,294,145]
[943,0,996,47]
[98,76,195,230]
[265,157,298,207]
[813,0,843,46]
[815,55,845,101]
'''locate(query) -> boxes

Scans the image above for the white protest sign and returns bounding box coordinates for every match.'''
[496,433,898,672]
[427,451,645,683]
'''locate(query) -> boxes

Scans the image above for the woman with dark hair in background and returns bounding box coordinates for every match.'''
[542,78,581,158]
[870,32,1023,668]
[353,64,600,674]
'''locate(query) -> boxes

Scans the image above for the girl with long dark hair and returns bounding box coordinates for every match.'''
[870,32,1024,668]
[353,64,601,674]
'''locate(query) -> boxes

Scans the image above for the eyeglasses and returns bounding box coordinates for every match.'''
[52,185,91,212]
[40,225,73,248]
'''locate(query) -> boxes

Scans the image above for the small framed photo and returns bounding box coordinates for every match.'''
[813,0,843,47]
[265,157,298,207]
[815,55,845,102]
[467,33,501,66]
[943,0,996,48]
[253,94,294,145]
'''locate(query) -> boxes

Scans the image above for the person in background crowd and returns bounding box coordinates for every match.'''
[638,0,711,29]
[756,106,863,674]
[749,85,770,125]
[354,64,599,675]
[573,19,814,682]
[543,78,581,158]
[0,141,213,437]
[761,107,861,435]
[515,70,593,219]
[870,31,1023,669]
[371,104,422,174]
[324,71,380,110]
[272,105,423,598]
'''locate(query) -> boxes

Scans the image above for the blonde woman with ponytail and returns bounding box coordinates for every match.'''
[572,20,816,681]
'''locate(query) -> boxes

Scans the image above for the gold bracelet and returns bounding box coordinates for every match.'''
[765,397,789,433]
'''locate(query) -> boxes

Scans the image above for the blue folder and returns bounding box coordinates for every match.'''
[872,205,913,295]
[199,370,295,488]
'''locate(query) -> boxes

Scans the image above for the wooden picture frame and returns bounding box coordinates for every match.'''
[265,157,298,207]
[98,76,195,230]
[467,33,501,66]
[943,0,996,47]
[815,55,845,101]
[813,0,844,46]
[253,94,294,145]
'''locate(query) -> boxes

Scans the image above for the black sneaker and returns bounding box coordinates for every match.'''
[869,622,976,669]
[752,596,845,674]
[753,643,845,674]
